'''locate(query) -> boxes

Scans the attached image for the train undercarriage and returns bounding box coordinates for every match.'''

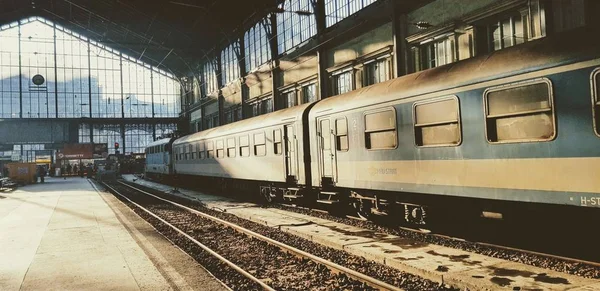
[144,173,595,228]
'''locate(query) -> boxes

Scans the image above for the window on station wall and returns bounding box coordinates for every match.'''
[234,106,242,121]
[78,123,92,143]
[260,98,273,115]
[244,19,271,71]
[0,17,180,120]
[220,42,240,85]
[249,96,273,117]
[224,109,233,125]
[200,59,219,96]
[124,124,154,154]
[363,57,391,86]
[155,123,176,140]
[412,34,456,72]
[0,22,22,118]
[153,70,181,118]
[90,42,121,118]
[277,0,317,54]
[21,18,57,118]
[301,82,317,104]
[224,105,242,124]
[331,69,353,96]
[122,57,153,118]
[280,90,297,109]
[489,13,526,51]
[55,24,91,118]
[473,2,546,55]
[93,124,122,154]
[325,0,378,27]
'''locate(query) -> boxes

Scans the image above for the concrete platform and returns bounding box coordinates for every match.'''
[124,175,600,290]
[0,177,226,291]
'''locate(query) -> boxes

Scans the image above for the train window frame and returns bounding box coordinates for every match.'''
[216,140,225,158]
[484,78,556,144]
[413,96,462,147]
[239,135,250,157]
[335,117,349,152]
[591,68,600,137]
[206,140,215,159]
[363,107,398,150]
[273,129,282,155]
[191,144,197,160]
[198,142,206,159]
[254,132,267,157]
[227,138,236,158]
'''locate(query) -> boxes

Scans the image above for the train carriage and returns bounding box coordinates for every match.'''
[172,103,315,199]
[308,26,600,220]
[144,137,176,180]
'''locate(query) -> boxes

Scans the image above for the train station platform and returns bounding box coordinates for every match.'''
[0,177,226,291]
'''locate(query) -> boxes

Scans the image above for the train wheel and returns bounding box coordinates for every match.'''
[353,199,372,220]
[260,186,273,203]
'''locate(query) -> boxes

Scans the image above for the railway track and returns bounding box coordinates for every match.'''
[133,176,600,279]
[100,180,451,291]
[273,203,600,279]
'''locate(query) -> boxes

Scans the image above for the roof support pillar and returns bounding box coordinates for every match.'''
[392,1,408,78]
[216,57,224,126]
[313,0,329,99]
[269,13,281,111]
[238,34,249,120]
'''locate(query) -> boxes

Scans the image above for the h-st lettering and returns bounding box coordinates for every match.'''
[581,197,588,206]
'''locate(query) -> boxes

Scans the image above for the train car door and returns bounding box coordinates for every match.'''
[284,125,298,182]
[317,118,337,185]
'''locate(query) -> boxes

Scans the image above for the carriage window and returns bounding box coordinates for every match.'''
[254,132,266,156]
[206,141,215,158]
[191,144,197,159]
[593,70,600,136]
[216,140,224,158]
[239,135,250,157]
[274,129,282,155]
[227,138,236,157]
[336,118,349,151]
[414,97,461,147]
[365,109,397,149]
[485,79,554,143]
[198,142,206,159]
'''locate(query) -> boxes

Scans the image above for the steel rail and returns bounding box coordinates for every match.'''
[101,182,276,291]
[397,223,600,268]
[116,180,403,291]
[283,202,600,269]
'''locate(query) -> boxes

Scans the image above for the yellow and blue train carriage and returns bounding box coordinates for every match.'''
[308,25,600,217]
